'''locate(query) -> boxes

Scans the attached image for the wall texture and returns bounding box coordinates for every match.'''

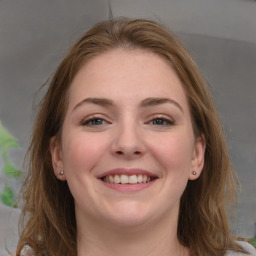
[0,0,255,255]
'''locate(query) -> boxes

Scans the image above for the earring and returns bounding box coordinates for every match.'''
[58,171,64,180]
[192,171,197,175]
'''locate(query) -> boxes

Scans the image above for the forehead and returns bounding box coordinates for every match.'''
[68,48,189,110]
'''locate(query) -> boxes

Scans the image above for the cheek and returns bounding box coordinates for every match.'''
[149,131,194,173]
[61,131,110,176]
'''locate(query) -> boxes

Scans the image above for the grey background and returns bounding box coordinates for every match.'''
[0,0,255,255]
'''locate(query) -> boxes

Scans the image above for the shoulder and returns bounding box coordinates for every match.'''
[20,244,35,256]
[225,241,256,256]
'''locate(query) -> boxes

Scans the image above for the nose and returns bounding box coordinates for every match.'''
[111,122,146,159]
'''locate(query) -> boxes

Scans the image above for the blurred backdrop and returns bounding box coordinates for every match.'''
[0,0,255,255]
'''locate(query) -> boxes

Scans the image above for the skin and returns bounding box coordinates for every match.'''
[51,48,205,256]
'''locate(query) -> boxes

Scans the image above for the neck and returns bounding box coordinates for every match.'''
[77,211,189,256]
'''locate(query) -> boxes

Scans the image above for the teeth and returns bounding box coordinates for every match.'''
[129,175,137,184]
[102,174,155,184]
[109,175,114,183]
[121,175,129,184]
[114,175,120,184]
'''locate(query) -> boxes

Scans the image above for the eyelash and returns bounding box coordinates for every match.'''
[147,116,175,126]
[80,115,109,126]
[80,115,175,127]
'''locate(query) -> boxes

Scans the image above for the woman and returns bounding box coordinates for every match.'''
[16,18,255,256]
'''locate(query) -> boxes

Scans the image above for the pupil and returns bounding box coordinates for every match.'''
[93,119,102,125]
[154,119,164,125]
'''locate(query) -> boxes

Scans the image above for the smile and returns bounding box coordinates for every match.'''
[102,174,156,184]
[98,168,158,192]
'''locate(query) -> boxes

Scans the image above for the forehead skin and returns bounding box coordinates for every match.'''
[66,48,192,124]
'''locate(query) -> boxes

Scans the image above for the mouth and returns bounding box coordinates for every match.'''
[97,168,158,192]
[101,174,157,184]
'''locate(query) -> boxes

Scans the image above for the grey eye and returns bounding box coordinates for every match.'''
[82,118,106,126]
[150,118,174,126]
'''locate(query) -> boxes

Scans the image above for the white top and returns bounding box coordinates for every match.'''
[20,241,256,256]
[226,241,256,256]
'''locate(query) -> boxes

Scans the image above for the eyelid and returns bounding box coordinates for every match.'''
[145,114,175,125]
[80,114,111,126]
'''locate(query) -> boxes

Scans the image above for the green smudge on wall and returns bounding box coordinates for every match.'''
[1,183,14,207]
[3,161,22,178]
[250,237,256,248]
[0,122,19,158]
[0,121,22,207]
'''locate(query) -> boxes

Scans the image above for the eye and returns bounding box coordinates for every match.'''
[148,116,174,126]
[80,115,109,127]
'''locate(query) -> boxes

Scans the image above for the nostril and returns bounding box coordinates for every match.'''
[115,150,141,156]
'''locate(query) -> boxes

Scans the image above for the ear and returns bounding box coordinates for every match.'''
[50,136,66,180]
[189,134,206,180]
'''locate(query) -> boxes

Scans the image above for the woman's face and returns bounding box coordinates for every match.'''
[51,48,205,229]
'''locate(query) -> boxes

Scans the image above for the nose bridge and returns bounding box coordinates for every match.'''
[111,115,145,158]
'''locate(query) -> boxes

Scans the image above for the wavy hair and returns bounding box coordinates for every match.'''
[16,18,245,256]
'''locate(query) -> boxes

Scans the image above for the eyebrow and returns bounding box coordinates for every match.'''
[72,98,115,112]
[140,97,183,112]
[72,97,183,113]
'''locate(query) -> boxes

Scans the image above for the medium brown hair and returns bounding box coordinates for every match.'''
[17,18,245,256]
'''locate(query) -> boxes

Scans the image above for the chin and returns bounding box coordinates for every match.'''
[101,201,154,228]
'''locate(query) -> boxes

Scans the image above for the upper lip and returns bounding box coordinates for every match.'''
[97,168,158,179]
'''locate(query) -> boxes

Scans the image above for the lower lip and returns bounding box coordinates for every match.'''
[99,179,157,193]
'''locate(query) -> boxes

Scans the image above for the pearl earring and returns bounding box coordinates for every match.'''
[58,171,64,180]
[192,171,197,175]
